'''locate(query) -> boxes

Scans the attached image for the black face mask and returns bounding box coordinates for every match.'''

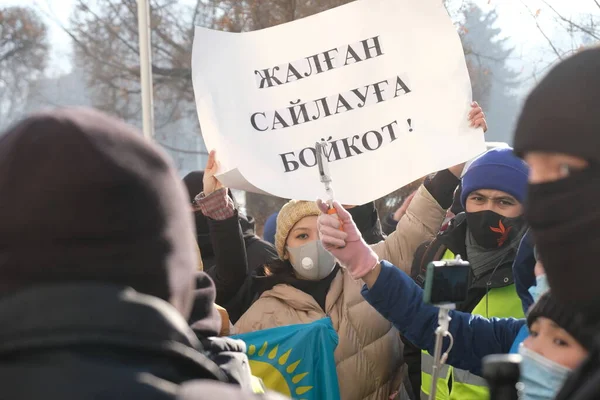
[526,165,600,316]
[526,165,600,234]
[466,210,525,249]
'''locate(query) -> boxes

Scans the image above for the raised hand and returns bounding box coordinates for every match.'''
[469,101,487,132]
[317,200,379,279]
[203,150,224,196]
[449,102,488,178]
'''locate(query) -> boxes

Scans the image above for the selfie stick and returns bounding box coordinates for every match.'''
[429,305,454,400]
[428,255,461,400]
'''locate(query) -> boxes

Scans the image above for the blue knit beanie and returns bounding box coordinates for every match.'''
[460,147,529,207]
[263,212,278,245]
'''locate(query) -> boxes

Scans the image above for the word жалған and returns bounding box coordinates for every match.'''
[254,36,384,89]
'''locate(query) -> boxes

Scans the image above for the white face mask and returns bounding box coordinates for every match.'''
[286,240,336,281]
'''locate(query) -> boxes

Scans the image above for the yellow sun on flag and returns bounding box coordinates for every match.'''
[247,341,313,399]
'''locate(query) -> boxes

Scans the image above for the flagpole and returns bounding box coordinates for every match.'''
[137,0,155,139]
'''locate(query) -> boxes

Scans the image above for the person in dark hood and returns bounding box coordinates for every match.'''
[183,171,278,275]
[183,170,220,265]
[512,47,600,400]
[0,107,286,400]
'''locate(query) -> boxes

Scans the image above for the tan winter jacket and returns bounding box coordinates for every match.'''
[235,269,405,400]
[371,184,446,272]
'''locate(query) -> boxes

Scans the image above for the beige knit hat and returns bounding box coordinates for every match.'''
[275,200,321,260]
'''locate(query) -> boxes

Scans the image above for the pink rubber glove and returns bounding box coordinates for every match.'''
[317,199,379,279]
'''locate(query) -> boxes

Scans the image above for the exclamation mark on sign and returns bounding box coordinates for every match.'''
[407,119,413,132]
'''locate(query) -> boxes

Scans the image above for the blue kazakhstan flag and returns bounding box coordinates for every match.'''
[233,318,340,400]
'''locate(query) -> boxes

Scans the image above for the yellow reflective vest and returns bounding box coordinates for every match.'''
[419,250,525,400]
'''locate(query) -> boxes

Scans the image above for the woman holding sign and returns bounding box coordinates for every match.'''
[197,106,487,400]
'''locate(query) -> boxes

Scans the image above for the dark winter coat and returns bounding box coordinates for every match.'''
[239,214,279,274]
[0,283,287,400]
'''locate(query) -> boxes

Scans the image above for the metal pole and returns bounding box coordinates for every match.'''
[137,0,155,139]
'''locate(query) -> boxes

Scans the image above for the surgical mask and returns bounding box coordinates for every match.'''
[528,274,549,303]
[519,344,573,400]
[287,240,336,281]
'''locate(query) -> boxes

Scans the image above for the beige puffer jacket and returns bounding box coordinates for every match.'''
[371,184,446,272]
[235,269,405,400]
[235,185,445,400]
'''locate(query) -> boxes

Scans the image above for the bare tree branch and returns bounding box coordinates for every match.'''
[542,0,600,41]
[0,6,48,128]
[521,1,563,60]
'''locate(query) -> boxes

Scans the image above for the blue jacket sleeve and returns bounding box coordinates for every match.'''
[512,229,536,314]
[361,261,526,376]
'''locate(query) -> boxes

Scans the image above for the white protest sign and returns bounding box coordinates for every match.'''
[192,0,485,205]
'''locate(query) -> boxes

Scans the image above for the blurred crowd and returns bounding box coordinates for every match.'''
[0,45,598,400]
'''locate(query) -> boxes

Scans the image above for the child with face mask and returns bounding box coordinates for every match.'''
[317,203,591,400]
[509,256,590,400]
[519,292,591,400]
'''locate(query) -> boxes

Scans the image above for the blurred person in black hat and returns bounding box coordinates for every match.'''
[513,46,600,400]
[0,107,287,400]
